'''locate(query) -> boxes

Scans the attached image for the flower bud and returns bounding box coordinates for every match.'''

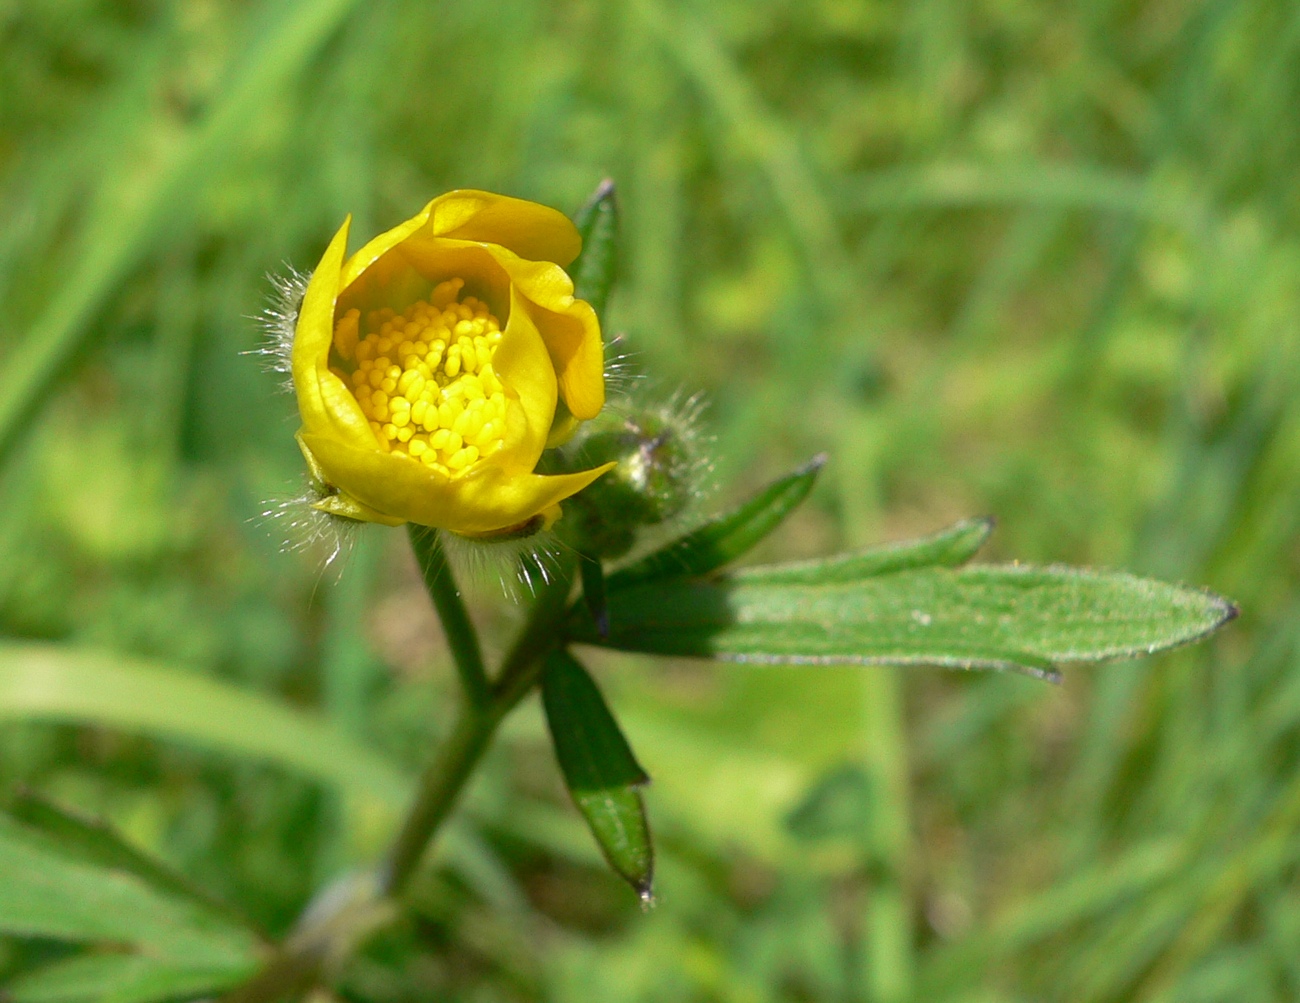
[544,394,709,559]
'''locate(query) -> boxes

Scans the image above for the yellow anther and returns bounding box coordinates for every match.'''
[447,446,478,470]
[334,309,360,361]
[343,281,508,475]
[431,277,464,307]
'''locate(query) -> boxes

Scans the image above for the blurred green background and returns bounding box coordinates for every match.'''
[1,0,1297,1000]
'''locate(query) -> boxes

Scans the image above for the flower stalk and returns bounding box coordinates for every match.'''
[222,538,576,1002]
[406,526,490,709]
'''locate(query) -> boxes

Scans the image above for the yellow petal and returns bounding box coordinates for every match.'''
[339,205,433,293]
[483,246,605,420]
[301,432,614,536]
[292,217,378,451]
[491,285,557,472]
[425,189,582,266]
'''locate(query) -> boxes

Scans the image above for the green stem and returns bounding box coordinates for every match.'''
[220,544,576,1003]
[383,553,577,896]
[378,701,498,898]
[407,525,491,709]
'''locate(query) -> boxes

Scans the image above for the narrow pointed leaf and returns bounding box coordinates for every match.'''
[569,564,1237,677]
[740,517,994,584]
[608,454,826,590]
[571,178,619,322]
[541,650,653,897]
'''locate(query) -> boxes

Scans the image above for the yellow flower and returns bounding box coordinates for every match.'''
[291,190,614,537]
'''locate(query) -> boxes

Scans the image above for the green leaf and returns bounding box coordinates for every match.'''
[0,643,409,813]
[607,455,826,591]
[8,791,251,932]
[0,815,259,969]
[570,178,619,323]
[8,953,253,1003]
[569,564,1238,677]
[541,649,653,898]
[739,517,994,584]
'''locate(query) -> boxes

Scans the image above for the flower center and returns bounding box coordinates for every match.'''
[332,278,508,477]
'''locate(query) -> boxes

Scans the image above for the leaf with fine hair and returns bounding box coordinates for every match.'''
[607,454,826,590]
[568,563,1237,679]
[541,649,653,898]
[739,516,995,584]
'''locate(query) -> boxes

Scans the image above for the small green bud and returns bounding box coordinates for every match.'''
[545,394,708,559]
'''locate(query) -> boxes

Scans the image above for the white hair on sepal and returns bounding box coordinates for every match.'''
[437,526,571,602]
[256,482,360,576]
[602,333,641,398]
[248,266,311,391]
[604,383,717,506]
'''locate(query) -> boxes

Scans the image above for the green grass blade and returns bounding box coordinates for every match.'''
[9,952,252,1003]
[0,643,409,811]
[9,791,253,934]
[0,815,258,968]
[0,0,363,464]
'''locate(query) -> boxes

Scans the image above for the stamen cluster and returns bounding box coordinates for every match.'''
[332,278,508,477]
